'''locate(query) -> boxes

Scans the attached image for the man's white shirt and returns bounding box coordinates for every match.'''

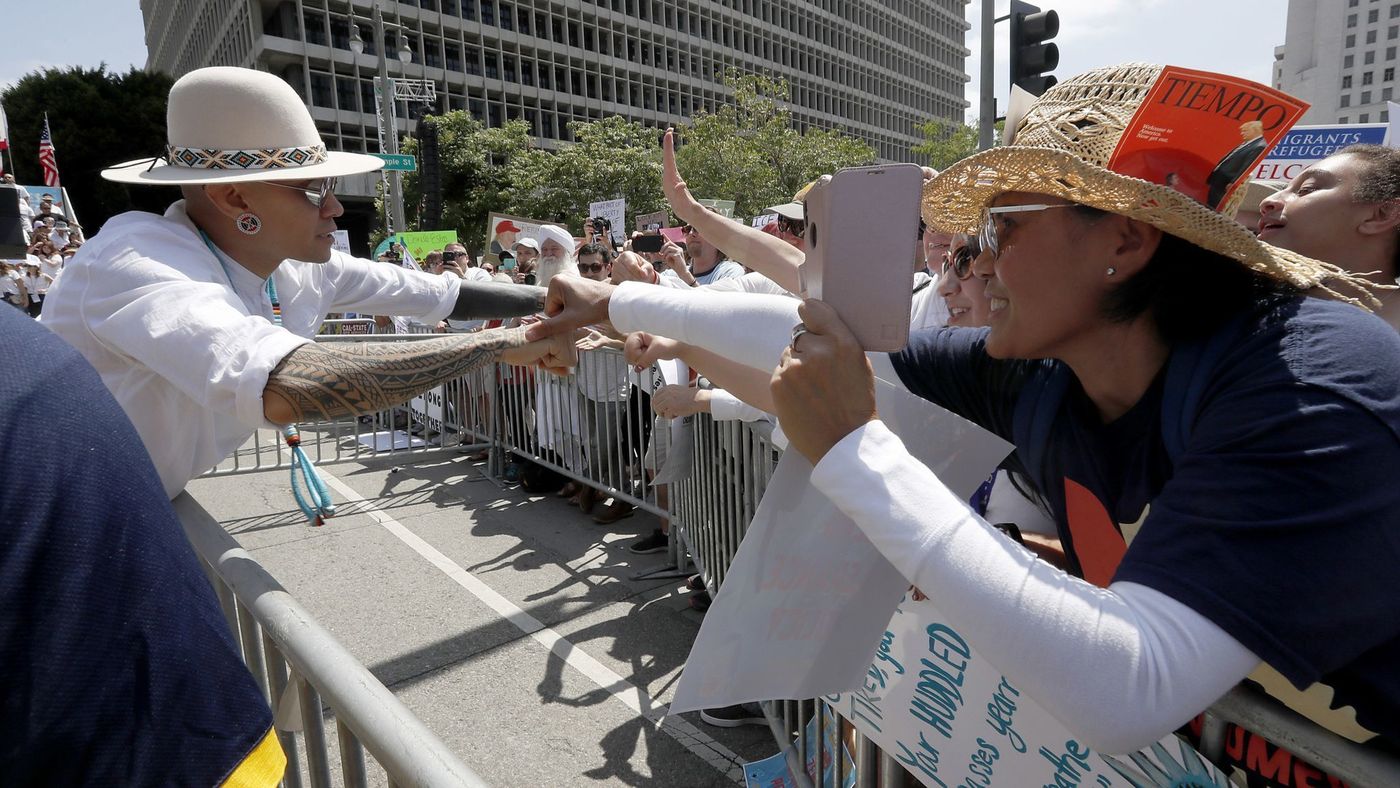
[41,201,458,498]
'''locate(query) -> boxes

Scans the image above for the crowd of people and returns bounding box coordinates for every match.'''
[1,174,84,318]
[5,59,1400,787]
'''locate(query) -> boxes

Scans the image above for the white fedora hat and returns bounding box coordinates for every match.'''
[102,67,384,185]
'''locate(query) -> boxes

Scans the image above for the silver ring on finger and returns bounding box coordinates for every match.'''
[790,321,809,349]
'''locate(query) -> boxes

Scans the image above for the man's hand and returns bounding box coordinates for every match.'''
[610,251,655,285]
[502,331,577,375]
[623,332,687,370]
[526,275,615,342]
[662,128,705,224]
[576,327,623,352]
[770,299,878,465]
[651,384,711,419]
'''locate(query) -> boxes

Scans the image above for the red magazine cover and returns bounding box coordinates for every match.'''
[1107,66,1309,210]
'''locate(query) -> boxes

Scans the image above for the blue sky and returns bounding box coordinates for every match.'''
[1,0,1287,122]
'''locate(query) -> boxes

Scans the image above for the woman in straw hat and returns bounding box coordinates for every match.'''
[41,67,572,499]
[1259,143,1400,330]
[533,64,1400,769]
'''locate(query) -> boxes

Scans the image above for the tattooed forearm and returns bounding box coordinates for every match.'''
[263,326,529,423]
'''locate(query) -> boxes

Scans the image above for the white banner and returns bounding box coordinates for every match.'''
[670,357,1013,713]
[589,198,627,247]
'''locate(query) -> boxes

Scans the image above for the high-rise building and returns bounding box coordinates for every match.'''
[140,0,971,240]
[1275,0,1400,124]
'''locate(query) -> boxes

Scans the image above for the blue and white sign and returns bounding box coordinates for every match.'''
[1251,124,1387,181]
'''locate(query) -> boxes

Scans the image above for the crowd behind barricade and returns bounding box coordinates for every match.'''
[0,173,84,318]
[9,62,1400,788]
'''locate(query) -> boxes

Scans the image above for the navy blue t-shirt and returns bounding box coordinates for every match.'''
[890,296,1400,745]
[0,306,279,784]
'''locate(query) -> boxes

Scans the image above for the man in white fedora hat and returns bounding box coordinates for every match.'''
[42,67,571,498]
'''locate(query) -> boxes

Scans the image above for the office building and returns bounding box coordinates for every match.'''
[140,0,971,239]
[1275,0,1400,124]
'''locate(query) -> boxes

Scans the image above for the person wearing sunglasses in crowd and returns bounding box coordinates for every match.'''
[533,65,1400,782]
[41,67,573,502]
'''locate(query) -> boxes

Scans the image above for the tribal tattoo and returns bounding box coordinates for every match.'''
[265,325,531,423]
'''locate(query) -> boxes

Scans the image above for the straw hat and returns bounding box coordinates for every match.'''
[922,63,1379,306]
[102,67,384,185]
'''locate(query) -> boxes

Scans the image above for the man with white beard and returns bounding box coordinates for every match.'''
[530,224,585,488]
[533,225,579,286]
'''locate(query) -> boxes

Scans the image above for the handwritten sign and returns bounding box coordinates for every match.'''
[831,598,1230,788]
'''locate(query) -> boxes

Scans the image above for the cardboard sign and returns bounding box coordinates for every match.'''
[330,230,352,256]
[1107,66,1308,210]
[635,210,669,232]
[394,230,457,263]
[485,213,567,266]
[589,198,627,246]
[696,198,736,218]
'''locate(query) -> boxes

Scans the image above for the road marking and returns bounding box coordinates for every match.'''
[316,469,748,783]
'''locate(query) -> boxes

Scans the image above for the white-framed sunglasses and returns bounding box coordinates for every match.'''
[978,203,1079,259]
[264,177,339,208]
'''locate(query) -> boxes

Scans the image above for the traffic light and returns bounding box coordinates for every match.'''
[1010,1,1059,96]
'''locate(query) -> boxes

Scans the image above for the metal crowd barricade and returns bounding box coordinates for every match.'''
[173,493,488,788]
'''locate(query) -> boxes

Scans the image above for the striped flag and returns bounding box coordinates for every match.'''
[0,103,9,152]
[38,114,60,187]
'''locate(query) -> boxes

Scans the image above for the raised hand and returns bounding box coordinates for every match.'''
[662,128,705,224]
[769,299,878,464]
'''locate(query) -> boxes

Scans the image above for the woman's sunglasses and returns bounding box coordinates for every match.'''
[940,237,983,281]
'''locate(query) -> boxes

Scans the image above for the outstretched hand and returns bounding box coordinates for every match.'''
[662,128,705,224]
[651,384,711,419]
[769,299,878,464]
[623,331,687,371]
[610,250,655,285]
[503,331,578,376]
[525,275,615,343]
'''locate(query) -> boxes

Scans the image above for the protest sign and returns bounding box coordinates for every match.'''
[829,596,1230,788]
[330,230,352,255]
[395,230,457,262]
[742,706,855,788]
[485,213,567,266]
[589,198,627,246]
[1251,123,1387,181]
[1107,66,1308,210]
[635,210,668,232]
[669,355,1012,714]
[752,214,778,229]
[20,184,66,219]
[696,198,736,218]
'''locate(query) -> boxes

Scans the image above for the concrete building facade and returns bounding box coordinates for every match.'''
[1275,0,1400,124]
[140,0,971,224]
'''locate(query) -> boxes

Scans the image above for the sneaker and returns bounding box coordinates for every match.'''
[628,528,668,554]
[700,702,767,728]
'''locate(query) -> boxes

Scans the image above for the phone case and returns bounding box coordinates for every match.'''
[799,164,923,351]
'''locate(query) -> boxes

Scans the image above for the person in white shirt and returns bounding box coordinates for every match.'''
[19,260,51,317]
[40,67,571,498]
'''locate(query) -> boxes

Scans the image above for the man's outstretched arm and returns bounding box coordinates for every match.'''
[262,326,569,424]
[449,280,547,320]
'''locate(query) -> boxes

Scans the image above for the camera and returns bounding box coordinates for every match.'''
[442,250,459,263]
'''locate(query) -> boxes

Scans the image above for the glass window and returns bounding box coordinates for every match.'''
[1388,67,1396,80]
[1348,34,1358,47]
[1369,9,1380,23]
[1366,50,1376,63]
[1368,30,1377,43]
[1361,112,1371,121]
[1346,54,1356,67]
[1364,70,1375,83]
[1342,94,1353,107]
[1348,13,1358,27]
[1362,90,1372,103]
[1344,74,1354,88]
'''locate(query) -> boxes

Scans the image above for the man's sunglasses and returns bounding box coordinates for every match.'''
[940,237,983,281]
[777,216,806,237]
[265,177,339,208]
[578,262,608,274]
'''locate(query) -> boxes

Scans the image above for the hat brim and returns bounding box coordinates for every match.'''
[922,146,1365,298]
[100,151,385,185]
[764,202,804,221]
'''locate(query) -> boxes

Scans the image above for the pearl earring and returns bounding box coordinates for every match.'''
[1106,267,1117,276]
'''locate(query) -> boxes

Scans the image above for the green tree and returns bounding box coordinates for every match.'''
[500,115,666,236]
[1,66,176,229]
[912,120,1003,171]
[675,71,877,219]
[401,113,534,252]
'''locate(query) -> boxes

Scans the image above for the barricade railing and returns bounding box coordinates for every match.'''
[195,335,1400,786]
[666,411,1400,788]
[173,493,488,788]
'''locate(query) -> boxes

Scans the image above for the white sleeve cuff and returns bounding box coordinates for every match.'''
[609,281,800,372]
[707,388,773,423]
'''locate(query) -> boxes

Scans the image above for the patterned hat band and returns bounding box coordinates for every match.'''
[166,143,328,171]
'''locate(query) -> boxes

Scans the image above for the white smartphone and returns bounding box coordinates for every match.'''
[798,164,924,351]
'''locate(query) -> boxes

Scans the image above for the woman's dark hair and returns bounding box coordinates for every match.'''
[1071,206,1290,343]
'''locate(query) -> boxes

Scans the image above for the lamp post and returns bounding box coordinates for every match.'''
[348,3,412,235]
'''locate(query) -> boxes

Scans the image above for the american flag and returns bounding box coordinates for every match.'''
[38,114,60,187]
